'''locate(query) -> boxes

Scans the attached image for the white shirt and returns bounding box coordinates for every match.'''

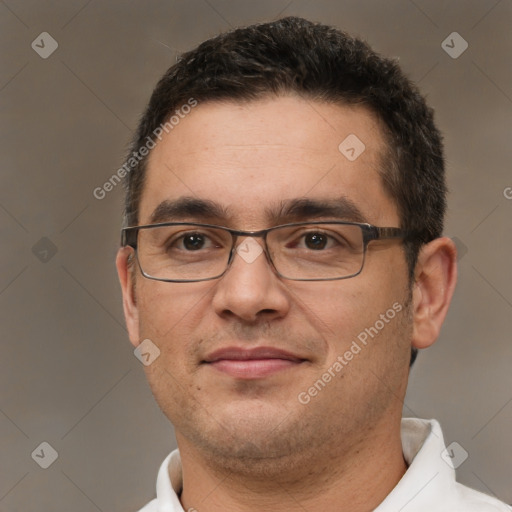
[137,418,511,511]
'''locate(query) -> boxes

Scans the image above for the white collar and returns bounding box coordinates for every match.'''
[154,448,184,512]
[374,418,454,511]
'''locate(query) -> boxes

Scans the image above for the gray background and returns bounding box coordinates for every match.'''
[1,1,511,510]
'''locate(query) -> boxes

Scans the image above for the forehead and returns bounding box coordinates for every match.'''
[139,96,399,227]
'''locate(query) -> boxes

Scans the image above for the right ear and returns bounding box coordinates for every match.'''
[116,247,141,348]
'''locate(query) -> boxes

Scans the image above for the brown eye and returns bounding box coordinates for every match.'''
[304,233,328,250]
[182,234,206,250]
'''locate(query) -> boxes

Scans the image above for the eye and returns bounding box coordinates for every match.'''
[303,232,330,250]
[292,230,343,251]
[169,231,219,251]
[180,233,208,251]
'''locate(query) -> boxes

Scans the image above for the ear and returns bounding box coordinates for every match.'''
[411,237,457,349]
[116,247,141,348]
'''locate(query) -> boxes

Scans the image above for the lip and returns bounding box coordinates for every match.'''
[203,346,307,379]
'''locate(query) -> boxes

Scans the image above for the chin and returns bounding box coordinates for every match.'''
[180,403,304,459]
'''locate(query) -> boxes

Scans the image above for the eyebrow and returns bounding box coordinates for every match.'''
[147,196,367,226]
[149,197,230,224]
[270,197,367,224]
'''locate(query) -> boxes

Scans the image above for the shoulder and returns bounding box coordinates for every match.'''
[453,482,511,511]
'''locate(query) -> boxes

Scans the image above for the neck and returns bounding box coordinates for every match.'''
[177,416,407,512]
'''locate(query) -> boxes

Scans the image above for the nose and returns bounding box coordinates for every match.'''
[211,237,291,323]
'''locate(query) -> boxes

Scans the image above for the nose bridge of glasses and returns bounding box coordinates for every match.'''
[226,226,267,251]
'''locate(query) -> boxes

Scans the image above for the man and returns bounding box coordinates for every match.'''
[116,16,510,512]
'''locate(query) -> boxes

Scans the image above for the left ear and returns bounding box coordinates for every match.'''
[411,237,458,349]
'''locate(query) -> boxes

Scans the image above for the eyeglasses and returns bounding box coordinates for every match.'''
[121,221,411,282]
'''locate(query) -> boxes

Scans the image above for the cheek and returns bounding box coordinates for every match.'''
[136,280,212,341]
[291,281,376,344]
[136,284,208,414]
[295,274,408,357]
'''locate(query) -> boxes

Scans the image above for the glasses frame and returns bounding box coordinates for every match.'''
[121,221,411,283]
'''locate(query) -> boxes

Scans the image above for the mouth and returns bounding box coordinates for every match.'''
[202,346,308,379]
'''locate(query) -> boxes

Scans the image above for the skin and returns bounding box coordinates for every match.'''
[117,96,457,511]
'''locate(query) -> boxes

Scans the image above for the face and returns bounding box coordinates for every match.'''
[118,96,415,472]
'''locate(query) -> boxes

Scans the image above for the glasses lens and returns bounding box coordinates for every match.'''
[136,224,232,281]
[267,223,365,280]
